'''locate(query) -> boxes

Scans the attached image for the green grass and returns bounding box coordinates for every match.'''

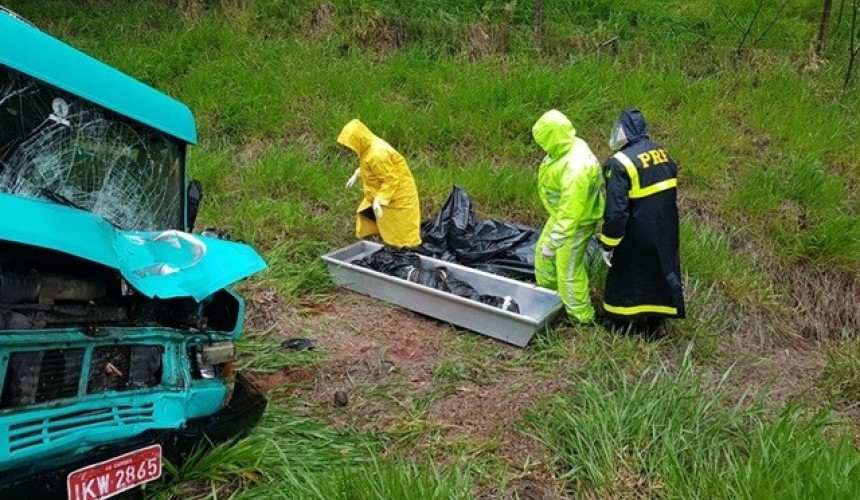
[6,0,860,497]
[525,354,860,498]
[151,407,472,499]
[235,329,324,372]
[728,156,860,272]
[820,340,860,409]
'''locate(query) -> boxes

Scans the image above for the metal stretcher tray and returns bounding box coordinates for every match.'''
[321,241,563,347]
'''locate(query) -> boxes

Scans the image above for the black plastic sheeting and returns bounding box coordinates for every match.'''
[354,247,520,313]
[418,186,539,280]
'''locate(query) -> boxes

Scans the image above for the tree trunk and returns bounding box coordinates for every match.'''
[846,0,859,87]
[534,0,544,51]
[817,0,834,56]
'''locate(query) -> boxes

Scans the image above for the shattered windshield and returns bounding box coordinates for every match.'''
[0,66,183,231]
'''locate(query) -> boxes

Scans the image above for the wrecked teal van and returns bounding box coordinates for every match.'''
[0,7,267,498]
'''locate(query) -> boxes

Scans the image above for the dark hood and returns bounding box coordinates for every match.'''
[616,108,649,144]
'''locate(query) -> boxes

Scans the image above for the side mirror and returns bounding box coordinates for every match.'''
[186,180,203,232]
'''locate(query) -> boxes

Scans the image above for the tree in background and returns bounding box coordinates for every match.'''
[534,0,543,51]
[846,0,859,86]
[715,0,790,54]
[816,0,834,56]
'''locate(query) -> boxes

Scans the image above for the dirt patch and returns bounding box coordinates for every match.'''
[244,287,295,335]
[302,3,335,37]
[298,295,451,361]
[782,269,860,341]
[428,368,566,461]
[176,0,209,23]
[305,203,330,217]
[247,291,457,427]
[246,367,316,393]
[463,24,499,61]
[354,13,413,53]
[459,3,514,59]
[726,338,826,405]
[478,476,567,500]
[236,138,269,166]
[754,134,772,152]
[244,287,568,489]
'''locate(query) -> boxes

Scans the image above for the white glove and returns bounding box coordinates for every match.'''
[541,246,555,258]
[601,248,614,267]
[345,170,359,189]
[372,197,384,218]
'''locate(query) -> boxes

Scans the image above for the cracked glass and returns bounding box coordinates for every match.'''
[0,66,184,230]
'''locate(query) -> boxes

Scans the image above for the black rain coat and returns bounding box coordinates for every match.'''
[600,109,685,319]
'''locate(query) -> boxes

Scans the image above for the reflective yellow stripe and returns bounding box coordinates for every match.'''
[604,303,678,316]
[631,178,677,198]
[614,151,640,192]
[613,152,677,199]
[599,233,622,247]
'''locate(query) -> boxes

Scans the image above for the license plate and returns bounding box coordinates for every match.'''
[67,444,162,500]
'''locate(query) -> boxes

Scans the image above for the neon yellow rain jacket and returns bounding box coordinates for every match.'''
[532,110,604,323]
[337,119,422,248]
[533,111,604,249]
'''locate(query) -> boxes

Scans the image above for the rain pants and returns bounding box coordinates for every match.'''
[532,110,604,323]
[600,108,685,320]
[337,119,421,248]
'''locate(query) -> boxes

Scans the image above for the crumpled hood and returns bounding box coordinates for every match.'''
[615,108,649,144]
[532,110,576,160]
[0,193,266,301]
[337,119,374,156]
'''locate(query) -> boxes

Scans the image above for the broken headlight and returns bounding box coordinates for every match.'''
[188,342,235,380]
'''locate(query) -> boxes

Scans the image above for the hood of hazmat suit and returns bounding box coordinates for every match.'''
[532,110,604,246]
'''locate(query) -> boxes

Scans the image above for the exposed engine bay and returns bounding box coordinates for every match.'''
[0,240,239,333]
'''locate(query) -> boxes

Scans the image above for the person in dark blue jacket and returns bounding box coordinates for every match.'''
[598,108,684,337]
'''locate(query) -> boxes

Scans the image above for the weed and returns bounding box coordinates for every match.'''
[820,340,860,408]
[235,330,323,372]
[525,354,860,498]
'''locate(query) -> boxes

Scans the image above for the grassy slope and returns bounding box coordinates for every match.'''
[7,0,860,497]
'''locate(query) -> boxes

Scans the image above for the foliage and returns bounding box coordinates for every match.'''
[526,354,860,498]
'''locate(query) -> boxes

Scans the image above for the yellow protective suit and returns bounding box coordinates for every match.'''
[337,119,422,248]
[532,110,604,323]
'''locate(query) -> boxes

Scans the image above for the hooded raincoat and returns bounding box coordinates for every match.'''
[532,110,604,323]
[337,119,422,248]
[600,108,685,320]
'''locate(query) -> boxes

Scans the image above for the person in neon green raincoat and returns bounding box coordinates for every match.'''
[532,110,605,323]
[337,119,422,248]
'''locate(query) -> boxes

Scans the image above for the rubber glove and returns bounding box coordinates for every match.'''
[601,248,614,267]
[372,196,384,218]
[541,246,555,258]
[345,169,360,189]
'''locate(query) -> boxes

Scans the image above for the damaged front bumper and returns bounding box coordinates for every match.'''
[0,373,267,498]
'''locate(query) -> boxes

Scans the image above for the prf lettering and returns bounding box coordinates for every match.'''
[637,149,668,169]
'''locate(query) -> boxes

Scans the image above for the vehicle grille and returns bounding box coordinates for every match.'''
[7,402,155,454]
[87,345,163,393]
[1,345,163,410]
[0,349,84,408]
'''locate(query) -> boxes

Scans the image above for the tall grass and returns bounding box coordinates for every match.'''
[819,340,860,409]
[729,157,860,272]
[153,408,472,499]
[526,353,860,498]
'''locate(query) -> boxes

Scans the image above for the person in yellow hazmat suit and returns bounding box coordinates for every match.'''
[532,110,605,323]
[337,119,422,248]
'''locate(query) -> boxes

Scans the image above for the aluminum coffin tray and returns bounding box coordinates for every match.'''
[321,241,562,347]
